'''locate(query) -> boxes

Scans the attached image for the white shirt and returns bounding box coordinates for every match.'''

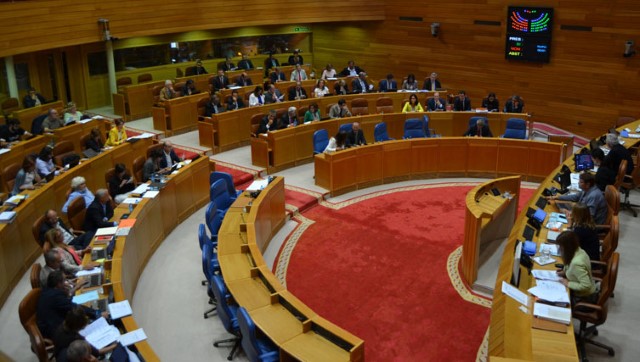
[313,86,330,98]
[249,93,265,107]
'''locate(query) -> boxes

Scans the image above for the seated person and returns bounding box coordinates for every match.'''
[270,67,287,83]
[235,72,253,87]
[248,86,265,107]
[279,107,298,129]
[226,90,246,110]
[290,64,308,81]
[185,59,208,75]
[402,73,419,91]
[333,79,349,95]
[591,148,616,191]
[264,84,284,104]
[65,340,100,362]
[555,231,597,303]
[329,99,352,119]
[426,92,446,111]
[288,49,304,65]
[39,209,92,250]
[53,307,117,361]
[304,103,321,123]
[105,118,127,147]
[36,271,101,339]
[160,140,182,168]
[39,250,78,288]
[44,229,96,273]
[12,155,42,196]
[204,94,225,116]
[321,64,336,80]
[84,127,104,153]
[604,133,634,175]
[338,60,364,77]
[348,122,366,146]
[43,108,64,132]
[237,54,254,70]
[378,74,397,92]
[313,79,330,98]
[35,145,57,177]
[264,53,280,74]
[258,110,277,134]
[0,118,31,143]
[62,176,95,214]
[481,92,499,112]
[142,149,163,182]
[324,131,349,153]
[159,80,177,101]
[546,172,608,225]
[351,72,374,93]
[463,118,492,137]
[108,163,136,204]
[181,79,198,96]
[503,95,524,113]
[288,82,308,101]
[83,189,117,235]
[453,91,471,111]
[423,72,442,91]
[63,102,83,124]
[211,70,230,91]
[23,87,46,108]
[220,57,235,71]
[402,94,424,113]
[569,203,600,261]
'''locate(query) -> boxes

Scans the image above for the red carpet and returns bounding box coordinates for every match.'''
[213,163,256,188]
[282,184,535,361]
[284,186,323,214]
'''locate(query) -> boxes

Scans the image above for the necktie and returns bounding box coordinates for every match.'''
[477,126,482,137]
[258,96,263,105]
[298,72,301,82]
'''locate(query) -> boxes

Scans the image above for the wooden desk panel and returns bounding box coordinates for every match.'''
[118,81,164,120]
[382,141,412,182]
[467,138,499,177]
[355,144,383,187]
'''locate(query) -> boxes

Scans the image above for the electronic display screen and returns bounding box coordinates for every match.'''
[505,35,551,62]
[505,7,554,63]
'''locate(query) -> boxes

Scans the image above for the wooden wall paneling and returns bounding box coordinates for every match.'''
[496,139,531,178]
[437,138,468,176]
[355,143,383,187]
[410,138,439,176]
[382,141,412,182]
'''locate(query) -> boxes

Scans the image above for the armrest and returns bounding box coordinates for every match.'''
[573,301,602,312]
[590,260,607,267]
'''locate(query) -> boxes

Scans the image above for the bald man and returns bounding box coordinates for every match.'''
[159,141,182,168]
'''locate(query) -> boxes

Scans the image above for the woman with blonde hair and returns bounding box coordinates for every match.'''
[44,229,96,272]
[570,202,600,261]
[64,102,83,124]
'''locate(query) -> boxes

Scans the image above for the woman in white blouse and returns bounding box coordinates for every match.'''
[248,86,265,107]
[313,80,330,98]
[321,64,337,80]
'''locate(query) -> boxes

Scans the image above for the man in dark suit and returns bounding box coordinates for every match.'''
[278,107,298,129]
[83,189,116,235]
[453,91,472,111]
[338,60,364,77]
[378,74,398,92]
[288,82,307,101]
[159,140,182,168]
[426,92,446,111]
[237,54,254,70]
[264,54,280,75]
[185,59,208,76]
[348,122,367,146]
[351,72,373,94]
[503,95,524,113]
[40,209,92,249]
[288,49,304,65]
[220,57,235,71]
[605,133,634,175]
[264,84,283,104]
[464,118,493,137]
[211,70,230,91]
[226,90,245,111]
[270,67,286,83]
[235,72,253,87]
[23,87,47,108]
[258,110,277,134]
[423,72,442,91]
[205,94,225,116]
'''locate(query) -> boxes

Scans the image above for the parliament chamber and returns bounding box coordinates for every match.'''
[1,0,640,361]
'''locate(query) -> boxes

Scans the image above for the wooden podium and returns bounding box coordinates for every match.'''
[462,176,521,294]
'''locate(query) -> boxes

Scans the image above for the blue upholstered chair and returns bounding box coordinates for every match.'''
[205,201,224,241]
[338,123,353,134]
[468,116,488,129]
[374,122,394,142]
[313,129,329,154]
[422,115,439,137]
[403,118,426,139]
[210,179,233,213]
[212,275,241,360]
[237,307,279,362]
[200,224,219,318]
[210,171,242,199]
[502,118,527,139]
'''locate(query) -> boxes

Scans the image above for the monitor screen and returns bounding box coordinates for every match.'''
[575,154,594,171]
[505,7,554,62]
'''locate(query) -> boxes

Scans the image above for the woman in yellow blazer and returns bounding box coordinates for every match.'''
[402,94,424,113]
[105,118,127,146]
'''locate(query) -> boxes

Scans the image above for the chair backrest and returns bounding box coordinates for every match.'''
[1,97,20,114]
[200,223,213,273]
[313,129,329,154]
[67,196,86,231]
[614,159,627,189]
[104,168,115,190]
[52,140,73,157]
[210,171,237,197]
[598,252,620,305]
[176,68,184,78]
[132,156,145,183]
[351,98,369,115]
[137,73,152,83]
[211,179,233,210]
[30,263,42,289]
[502,118,527,139]
[604,185,620,218]
[469,116,488,129]
[31,114,48,135]
[2,162,21,193]
[32,215,45,248]
[237,306,277,362]
[423,115,432,137]
[211,275,239,334]
[338,123,353,134]
[376,97,394,113]
[79,133,91,150]
[601,216,619,262]
[19,288,51,362]
[116,77,132,87]
[297,106,308,119]
[404,118,426,139]
[146,143,163,160]
[374,122,391,142]
[197,97,209,117]
[173,82,186,97]
[205,201,223,238]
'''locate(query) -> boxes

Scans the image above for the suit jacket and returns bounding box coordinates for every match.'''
[278,115,298,129]
[83,198,114,232]
[334,83,349,95]
[288,87,307,101]
[159,87,176,102]
[423,79,442,91]
[348,129,367,146]
[351,78,372,93]
[557,185,608,225]
[39,219,72,244]
[606,144,634,175]
[339,66,364,77]
[378,79,398,92]
[482,98,500,112]
[290,69,308,82]
[221,62,235,71]
[226,98,245,111]
[270,71,286,83]
[454,97,471,111]
[185,66,208,76]
[503,99,524,113]
[205,101,225,117]
[85,138,103,153]
[237,59,254,70]
[427,98,446,111]
[211,76,230,91]
[464,124,493,137]
[235,76,253,87]
[265,90,283,104]
[288,55,304,65]
[258,116,276,134]
[36,288,92,339]
[23,93,46,108]
[565,248,596,297]
[159,149,181,168]
[264,57,280,69]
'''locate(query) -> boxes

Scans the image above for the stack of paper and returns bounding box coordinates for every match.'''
[80,317,120,349]
[76,266,103,277]
[142,190,159,199]
[108,300,133,319]
[528,280,570,304]
[95,227,118,237]
[122,197,142,205]
[3,194,27,207]
[246,179,269,191]
[533,302,572,325]
[501,281,529,306]
[120,328,147,346]
[531,270,561,281]
[116,219,137,236]
[131,184,149,196]
[539,243,560,256]
[72,290,100,304]
[0,211,17,224]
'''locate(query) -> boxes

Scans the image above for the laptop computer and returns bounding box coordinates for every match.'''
[92,247,107,261]
[44,170,55,182]
[575,153,594,172]
[535,196,548,210]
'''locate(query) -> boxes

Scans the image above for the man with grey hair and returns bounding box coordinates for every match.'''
[160,140,182,169]
[464,118,493,137]
[605,133,634,175]
[159,80,176,102]
[43,108,64,132]
[279,106,298,129]
[62,176,95,213]
[66,340,97,362]
[83,189,116,236]
[39,209,92,249]
[264,84,283,104]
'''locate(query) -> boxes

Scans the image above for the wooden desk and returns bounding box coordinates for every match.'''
[114,80,164,121]
[152,92,209,136]
[51,119,109,154]
[11,101,64,132]
[217,177,364,361]
[314,138,563,197]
